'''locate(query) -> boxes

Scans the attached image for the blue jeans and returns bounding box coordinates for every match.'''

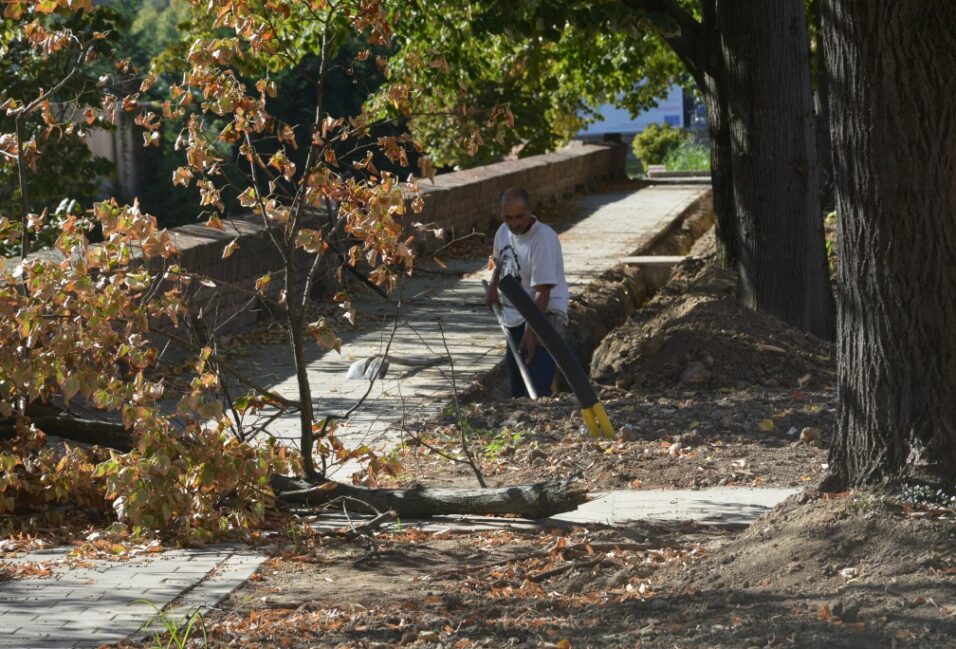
[505,322,559,398]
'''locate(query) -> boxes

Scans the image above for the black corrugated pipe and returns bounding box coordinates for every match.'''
[498,275,615,437]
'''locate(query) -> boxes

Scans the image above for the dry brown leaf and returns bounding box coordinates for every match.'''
[818,603,832,621]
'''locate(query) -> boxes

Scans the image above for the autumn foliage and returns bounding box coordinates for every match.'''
[0,0,491,539]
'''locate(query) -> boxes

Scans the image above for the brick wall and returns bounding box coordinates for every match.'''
[411,143,626,250]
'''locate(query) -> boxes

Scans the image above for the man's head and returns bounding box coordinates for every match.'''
[500,188,534,235]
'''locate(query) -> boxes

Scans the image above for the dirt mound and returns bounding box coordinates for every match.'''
[645,493,956,648]
[591,254,836,391]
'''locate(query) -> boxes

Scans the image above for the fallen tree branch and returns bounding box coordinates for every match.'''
[0,405,133,451]
[271,475,590,519]
[529,557,605,583]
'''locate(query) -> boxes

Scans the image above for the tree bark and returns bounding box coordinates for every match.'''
[821,0,956,486]
[632,1,738,270]
[696,4,737,270]
[272,475,589,519]
[1,408,132,452]
[811,0,836,212]
[718,0,836,342]
[631,0,835,339]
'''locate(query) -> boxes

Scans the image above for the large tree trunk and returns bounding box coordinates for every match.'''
[697,5,737,271]
[811,0,835,212]
[822,0,956,486]
[718,0,836,341]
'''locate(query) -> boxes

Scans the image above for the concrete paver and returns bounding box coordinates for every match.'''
[552,487,799,527]
[0,183,759,649]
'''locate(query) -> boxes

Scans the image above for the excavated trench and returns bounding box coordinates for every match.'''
[467,189,715,401]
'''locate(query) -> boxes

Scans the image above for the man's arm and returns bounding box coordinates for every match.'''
[532,284,552,313]
[485,263,501,309]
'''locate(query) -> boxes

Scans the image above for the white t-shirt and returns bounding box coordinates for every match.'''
[493,218,569,327]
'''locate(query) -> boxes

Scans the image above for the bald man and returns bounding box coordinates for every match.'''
[485,188,569,397]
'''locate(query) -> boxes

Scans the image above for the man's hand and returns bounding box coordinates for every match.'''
[485,284,501,310]
[519,327,538,362]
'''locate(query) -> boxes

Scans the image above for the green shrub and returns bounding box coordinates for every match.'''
[632,123,687,169]
[664,141,711,172]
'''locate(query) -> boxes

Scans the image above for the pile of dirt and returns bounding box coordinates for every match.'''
[590,238,835,392]
[634,492,956,648]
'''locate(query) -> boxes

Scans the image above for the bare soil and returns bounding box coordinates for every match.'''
[645,492,956,648]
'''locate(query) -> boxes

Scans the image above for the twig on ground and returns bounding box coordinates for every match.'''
[437,320,486,487]
[341,509,397,541]
[529,557,605,583]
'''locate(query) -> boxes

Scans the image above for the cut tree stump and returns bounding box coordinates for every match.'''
[271,475,590,519]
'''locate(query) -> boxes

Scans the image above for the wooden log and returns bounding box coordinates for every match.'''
[271,475,590,519]
[0,406,132,452]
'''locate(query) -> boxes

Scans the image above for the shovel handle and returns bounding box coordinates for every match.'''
[483,280,538,400]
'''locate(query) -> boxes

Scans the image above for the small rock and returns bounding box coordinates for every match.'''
[842,603,861,621]
[421,613,447,627]
[527,448,547,463]
[681,361,712,384]
[678,429,702,445]
[0,540,18,552]
[619,423,640,441]
[800,427,822,446]
[668,442,682,457]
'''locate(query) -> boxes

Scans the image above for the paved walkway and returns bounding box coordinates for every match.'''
[0,183,750,649]
[0,546,263,648]
[553,487,798,527]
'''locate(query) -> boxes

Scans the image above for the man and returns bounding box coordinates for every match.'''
[485,188,569,398]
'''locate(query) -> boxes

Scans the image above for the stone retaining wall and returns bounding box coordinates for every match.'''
[412,143,626,250]
[7,144,624,333]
